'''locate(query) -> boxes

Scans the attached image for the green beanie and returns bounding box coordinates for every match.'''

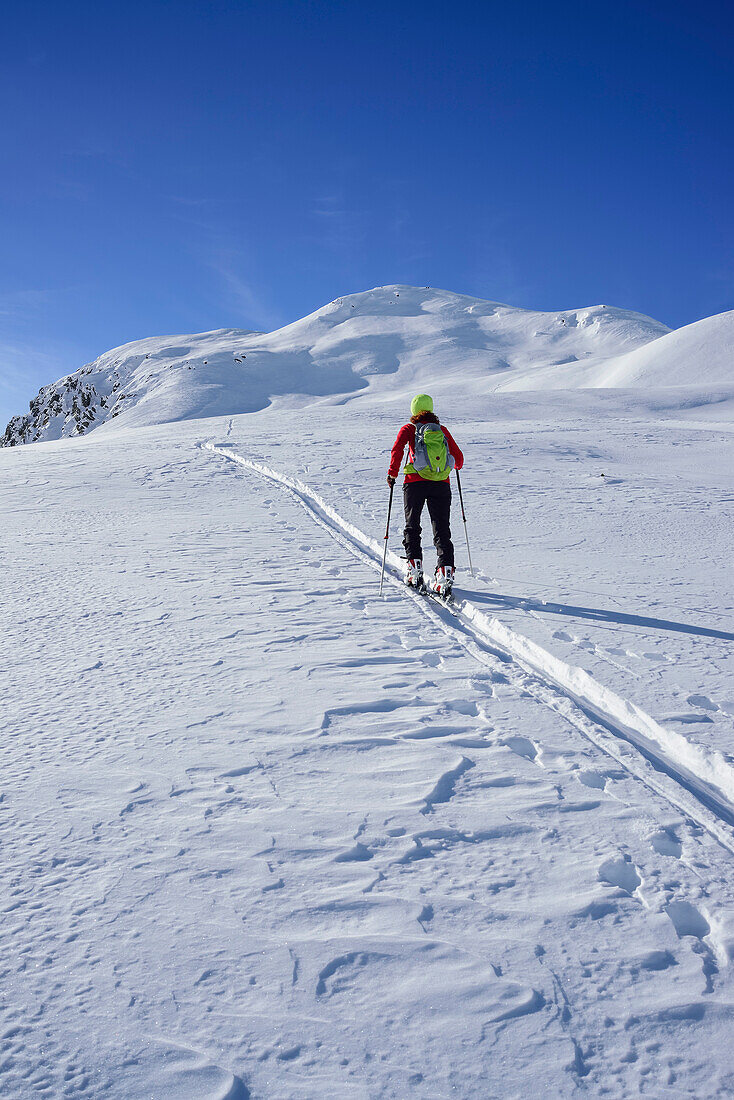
[410,393,433,417]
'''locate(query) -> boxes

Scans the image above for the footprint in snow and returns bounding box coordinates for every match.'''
[638,949,677,971]
[664,901,718,993]
[444,698,480,717]
[316,952,373,998]
[598,855,642,895]
[661,712,714,726]
[576,770,607,791]
[686,694,719,713]
[502,735,541,765]
[650,827,683,859]
[665,900,710,940]
[419,651,441,668]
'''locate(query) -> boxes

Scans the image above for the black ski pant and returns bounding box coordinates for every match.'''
[403,479,454,569]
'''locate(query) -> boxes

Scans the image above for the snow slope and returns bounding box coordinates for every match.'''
[2,284,734,1096]
[499,308,734,392]
[2,285,670,446]
[2,393,734,1098]
[593,308,734,388]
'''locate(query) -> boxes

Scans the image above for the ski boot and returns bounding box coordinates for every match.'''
[405,558,426,592]
[431,565,455,600]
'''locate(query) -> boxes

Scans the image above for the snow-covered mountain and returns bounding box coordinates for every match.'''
[586,307,734,389]
[2,285,671,446]
[3,283,734,1096]
[499,307,734,391]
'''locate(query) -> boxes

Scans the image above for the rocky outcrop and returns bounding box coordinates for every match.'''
[2,368,128,446]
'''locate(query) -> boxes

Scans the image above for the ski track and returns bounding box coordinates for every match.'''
[2,427,732,1098]
[204,442,734,856]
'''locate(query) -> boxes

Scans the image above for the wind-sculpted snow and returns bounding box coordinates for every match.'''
[502,307,734,392]
[2,284,670,446]
[206,442,734,851]
[594,308,734,388]
[3,417,734,1097]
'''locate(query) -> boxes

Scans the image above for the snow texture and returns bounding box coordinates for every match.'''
[1,286,734,1098]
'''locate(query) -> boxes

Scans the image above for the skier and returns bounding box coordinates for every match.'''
[387,394,464,597]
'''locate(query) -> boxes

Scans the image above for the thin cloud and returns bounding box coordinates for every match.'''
[308,192,369,252]
[0,284,87,321]
[205,249,286,333]
[161,202,288,333]
[0,288,56,320]
[168,195,212,208]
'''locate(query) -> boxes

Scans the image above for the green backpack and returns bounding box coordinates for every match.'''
[404,422,455,481]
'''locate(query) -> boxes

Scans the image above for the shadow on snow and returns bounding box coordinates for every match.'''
[466,591,734,643]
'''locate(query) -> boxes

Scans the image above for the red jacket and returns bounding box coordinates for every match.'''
[389,422,464,484]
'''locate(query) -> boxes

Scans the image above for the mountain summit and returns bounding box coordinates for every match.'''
[1,285,678,446]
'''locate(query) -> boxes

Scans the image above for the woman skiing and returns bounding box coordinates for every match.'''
[387,394,464,597]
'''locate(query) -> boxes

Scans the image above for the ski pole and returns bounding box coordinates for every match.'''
[455,470,474,577]
[379,482,394,596]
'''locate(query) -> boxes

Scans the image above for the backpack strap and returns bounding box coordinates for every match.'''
[412,422,430,471]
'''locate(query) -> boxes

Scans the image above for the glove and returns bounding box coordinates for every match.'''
[387,475,396,487]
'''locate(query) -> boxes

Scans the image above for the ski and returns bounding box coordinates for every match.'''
[426,587,455,605]
[403,560,455,602]
[405,577,454,604]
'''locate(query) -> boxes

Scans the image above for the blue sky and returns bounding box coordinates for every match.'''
[1,0,732,422]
